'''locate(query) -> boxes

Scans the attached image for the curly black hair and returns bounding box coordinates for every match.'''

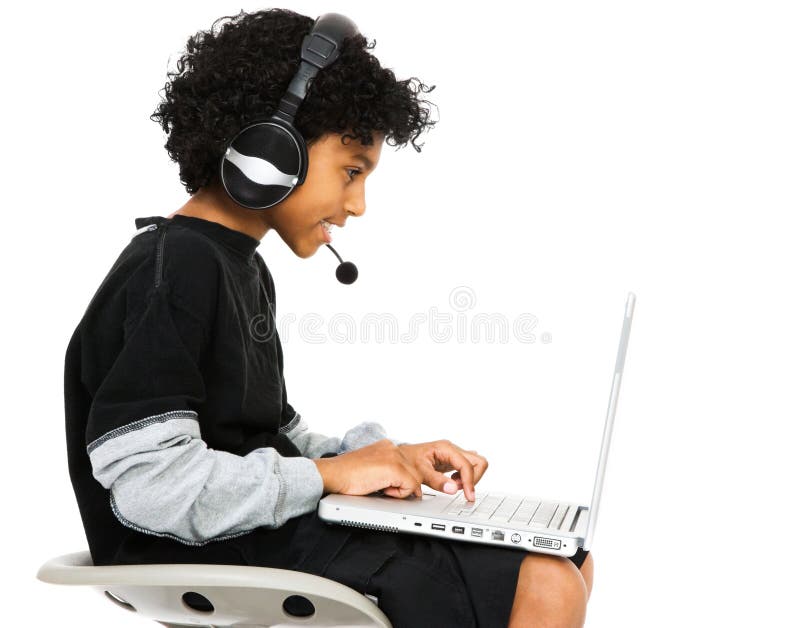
[150,8,438,194]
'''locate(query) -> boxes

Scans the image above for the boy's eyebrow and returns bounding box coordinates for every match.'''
[352,153,375,171]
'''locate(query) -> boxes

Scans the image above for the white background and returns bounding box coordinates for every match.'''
[2,0,798,626]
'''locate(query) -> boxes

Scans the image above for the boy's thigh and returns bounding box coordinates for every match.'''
[287,512,590,628]
[289,512,531,628]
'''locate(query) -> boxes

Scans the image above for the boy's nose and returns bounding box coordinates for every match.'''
[346,204,365,218]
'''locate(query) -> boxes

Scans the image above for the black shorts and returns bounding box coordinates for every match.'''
[286,511,590,628]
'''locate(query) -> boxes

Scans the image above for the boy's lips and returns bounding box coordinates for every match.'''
[319,218,346,244]
[319,220,333,243]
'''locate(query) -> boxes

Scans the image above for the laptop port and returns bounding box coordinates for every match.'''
[533,536,562,550]
[492,530,505,541]
[471,528,483,538]
[452,526,465,534]
[431,523,446,531]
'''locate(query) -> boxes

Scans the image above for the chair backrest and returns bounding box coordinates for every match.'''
[37,551,392,627]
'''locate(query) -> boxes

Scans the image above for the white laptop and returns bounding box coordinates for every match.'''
[318,292,636,558]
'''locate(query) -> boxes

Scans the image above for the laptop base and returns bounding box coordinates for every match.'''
[318,490,588,558]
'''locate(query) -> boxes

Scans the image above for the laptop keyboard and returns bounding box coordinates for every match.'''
[442,492,569,529]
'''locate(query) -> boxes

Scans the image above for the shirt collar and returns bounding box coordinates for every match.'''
[134,215,261,259]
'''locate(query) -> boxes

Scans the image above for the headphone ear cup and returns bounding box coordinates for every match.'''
[220,120,308,209]
[285,121,309,186]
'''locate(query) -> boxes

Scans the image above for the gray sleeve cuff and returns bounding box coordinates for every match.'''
[275,455,324,521]
[281,411,400,457]
[338,421,390,454]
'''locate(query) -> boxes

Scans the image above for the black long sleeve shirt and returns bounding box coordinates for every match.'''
[64,214,394,565]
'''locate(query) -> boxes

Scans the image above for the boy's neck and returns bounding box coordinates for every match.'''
[169,182,272,241]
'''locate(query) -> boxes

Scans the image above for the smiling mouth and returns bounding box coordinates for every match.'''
[319,219,333,243]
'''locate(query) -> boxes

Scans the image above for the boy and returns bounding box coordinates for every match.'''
[64,9,592,627]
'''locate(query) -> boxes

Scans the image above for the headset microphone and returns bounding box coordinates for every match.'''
[326,244,358,284]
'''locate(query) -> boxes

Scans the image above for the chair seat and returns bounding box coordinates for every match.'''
[37,551,392,627]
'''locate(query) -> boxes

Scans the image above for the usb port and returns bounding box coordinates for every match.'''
[471,528,484,538]
[452,526,465,534]
[491,530,505,541]
[431,523,446,531]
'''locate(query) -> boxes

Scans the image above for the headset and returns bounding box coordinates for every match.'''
[219,12,359,210]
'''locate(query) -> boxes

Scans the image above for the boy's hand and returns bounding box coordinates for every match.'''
[313,439,425,499]
[397,441,488,502]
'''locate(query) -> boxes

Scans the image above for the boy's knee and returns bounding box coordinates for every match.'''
[518,553,588,611]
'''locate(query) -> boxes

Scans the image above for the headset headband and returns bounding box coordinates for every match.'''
[272,13,359,125]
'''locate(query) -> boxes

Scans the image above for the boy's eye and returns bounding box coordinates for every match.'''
[346,168,361,180]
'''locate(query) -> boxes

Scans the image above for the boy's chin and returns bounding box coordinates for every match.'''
[292,239,323,259]
[277,231,320,259]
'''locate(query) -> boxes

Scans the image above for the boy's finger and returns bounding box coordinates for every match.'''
[417,456,465,495]
[437,445,475,500]
[448,475,464,488]
[452,453,487,485]
[431,473,460,494]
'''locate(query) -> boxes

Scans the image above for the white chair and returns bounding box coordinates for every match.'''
[37,551,393,627]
